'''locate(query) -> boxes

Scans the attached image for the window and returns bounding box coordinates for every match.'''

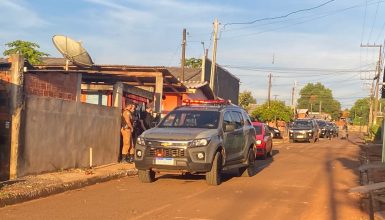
[242,110,252,126]
[223,112,233,127]
[231,111,243,129]
[253,125,262,135]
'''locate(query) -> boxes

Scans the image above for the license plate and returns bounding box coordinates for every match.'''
[296,135,304,138]
[155,158,175,165]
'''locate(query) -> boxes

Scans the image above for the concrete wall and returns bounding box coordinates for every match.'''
[203,59,240,105]
[18,95,121,177]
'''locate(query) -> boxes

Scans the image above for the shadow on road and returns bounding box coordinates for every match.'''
[325,133,363,220]
[156,151,278,184]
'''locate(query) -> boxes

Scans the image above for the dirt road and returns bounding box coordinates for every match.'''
[0,135,367,220]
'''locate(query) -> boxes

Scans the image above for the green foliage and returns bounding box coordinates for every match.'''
[251,100,293,122]
[350,97,370,125]
[369,124,381,141]
[3,40,49,65]
[184,58,202,68]
[238,90,256,109]
[297,82,341,120]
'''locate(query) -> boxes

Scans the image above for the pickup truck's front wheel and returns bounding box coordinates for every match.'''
[138,169,155,183]
[206,152,222,186]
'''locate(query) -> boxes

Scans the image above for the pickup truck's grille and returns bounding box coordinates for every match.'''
[145,140,190,147]
[148,148,186,158]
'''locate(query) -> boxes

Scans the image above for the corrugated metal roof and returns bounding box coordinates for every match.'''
[167,67,202,81]
[182,81,208,89]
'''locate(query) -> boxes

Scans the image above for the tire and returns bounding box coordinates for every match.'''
[259,149,267,160]
[138,169,155,183]
[206,152,222,185]
[241,148,256,177]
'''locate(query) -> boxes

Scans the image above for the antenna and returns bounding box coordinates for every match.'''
[52,35,94,69]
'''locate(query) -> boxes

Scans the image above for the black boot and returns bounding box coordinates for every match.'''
[129,154,134,163]
[121,154,128,163]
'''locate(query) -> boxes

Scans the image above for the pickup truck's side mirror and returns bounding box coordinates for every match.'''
[224,124,236,132]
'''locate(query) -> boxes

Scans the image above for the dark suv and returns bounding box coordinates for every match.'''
[135,100,256,185]
[289,119,319,143]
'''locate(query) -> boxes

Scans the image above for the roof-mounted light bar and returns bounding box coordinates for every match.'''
[182,99,231,105]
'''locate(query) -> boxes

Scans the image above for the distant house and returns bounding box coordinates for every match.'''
[308,112,331,120]
[296,109,309,119]
[168,58,240,105]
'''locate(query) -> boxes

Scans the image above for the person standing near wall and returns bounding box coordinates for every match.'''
[127,103,136,163]
[139,104,155,132]
[121,103,134,163]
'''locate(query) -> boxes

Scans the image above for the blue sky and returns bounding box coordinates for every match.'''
[1,0,384,109]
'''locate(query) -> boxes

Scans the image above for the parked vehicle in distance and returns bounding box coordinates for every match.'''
[252,122,273,159]
[268,126,282,139]
[289,119,319,143]
[316,120,329,138]
[135,99,256,185]
[330,122,339,137]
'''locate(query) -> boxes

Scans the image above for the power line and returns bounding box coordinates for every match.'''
[222,0,385,40]
[222,0,335,28]
[367,0,381,42]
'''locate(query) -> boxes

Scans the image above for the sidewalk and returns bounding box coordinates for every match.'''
[0,163,137,207]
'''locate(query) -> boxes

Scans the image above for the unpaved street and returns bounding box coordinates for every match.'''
[0,135,367,220]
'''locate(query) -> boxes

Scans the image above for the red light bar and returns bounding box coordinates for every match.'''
[183,99,230,105]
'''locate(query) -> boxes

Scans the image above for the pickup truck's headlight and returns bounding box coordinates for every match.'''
[256,140,262,145]
[307,130,313,133]
[137,137,145,145]
[289,130,293,133]
[191,138,211,147]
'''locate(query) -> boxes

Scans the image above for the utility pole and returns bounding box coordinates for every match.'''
[291,81,297,118]
[361,43,382,125]
[369,79,374,127]
[210,18,219,95]
[268,73,272,108]
[319,101,322,114]
[181,28,187,82]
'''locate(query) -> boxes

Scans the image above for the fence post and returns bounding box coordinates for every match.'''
[9,54,24,180]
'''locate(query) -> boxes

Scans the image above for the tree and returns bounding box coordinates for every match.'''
[3,40,49,65]
[238,90,256,109]
[185,58,202,68]
[297,83,341,120]
[350,98,369,125]
[251,100,293,122]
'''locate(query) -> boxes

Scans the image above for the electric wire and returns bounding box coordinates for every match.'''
[222,0,335,28]
[368,0,382,42]
[222,0,385,40]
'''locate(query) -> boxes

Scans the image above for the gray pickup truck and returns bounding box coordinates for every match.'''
[134,100,256,185]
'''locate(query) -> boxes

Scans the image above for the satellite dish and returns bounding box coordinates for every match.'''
[52,35,94,68]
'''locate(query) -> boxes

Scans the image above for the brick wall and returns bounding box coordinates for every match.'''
[25,72,78,100]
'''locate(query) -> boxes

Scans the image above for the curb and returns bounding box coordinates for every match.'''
[0,168,137,208]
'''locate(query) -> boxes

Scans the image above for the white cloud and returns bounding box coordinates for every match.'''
[0,0,48,28]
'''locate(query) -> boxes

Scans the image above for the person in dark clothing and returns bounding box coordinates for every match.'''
[139,105,155,133]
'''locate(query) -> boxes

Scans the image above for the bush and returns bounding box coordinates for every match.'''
[369,124,381,141]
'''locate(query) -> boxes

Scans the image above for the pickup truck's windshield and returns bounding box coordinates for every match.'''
[292,120,313,128]
[159,110,220,129]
